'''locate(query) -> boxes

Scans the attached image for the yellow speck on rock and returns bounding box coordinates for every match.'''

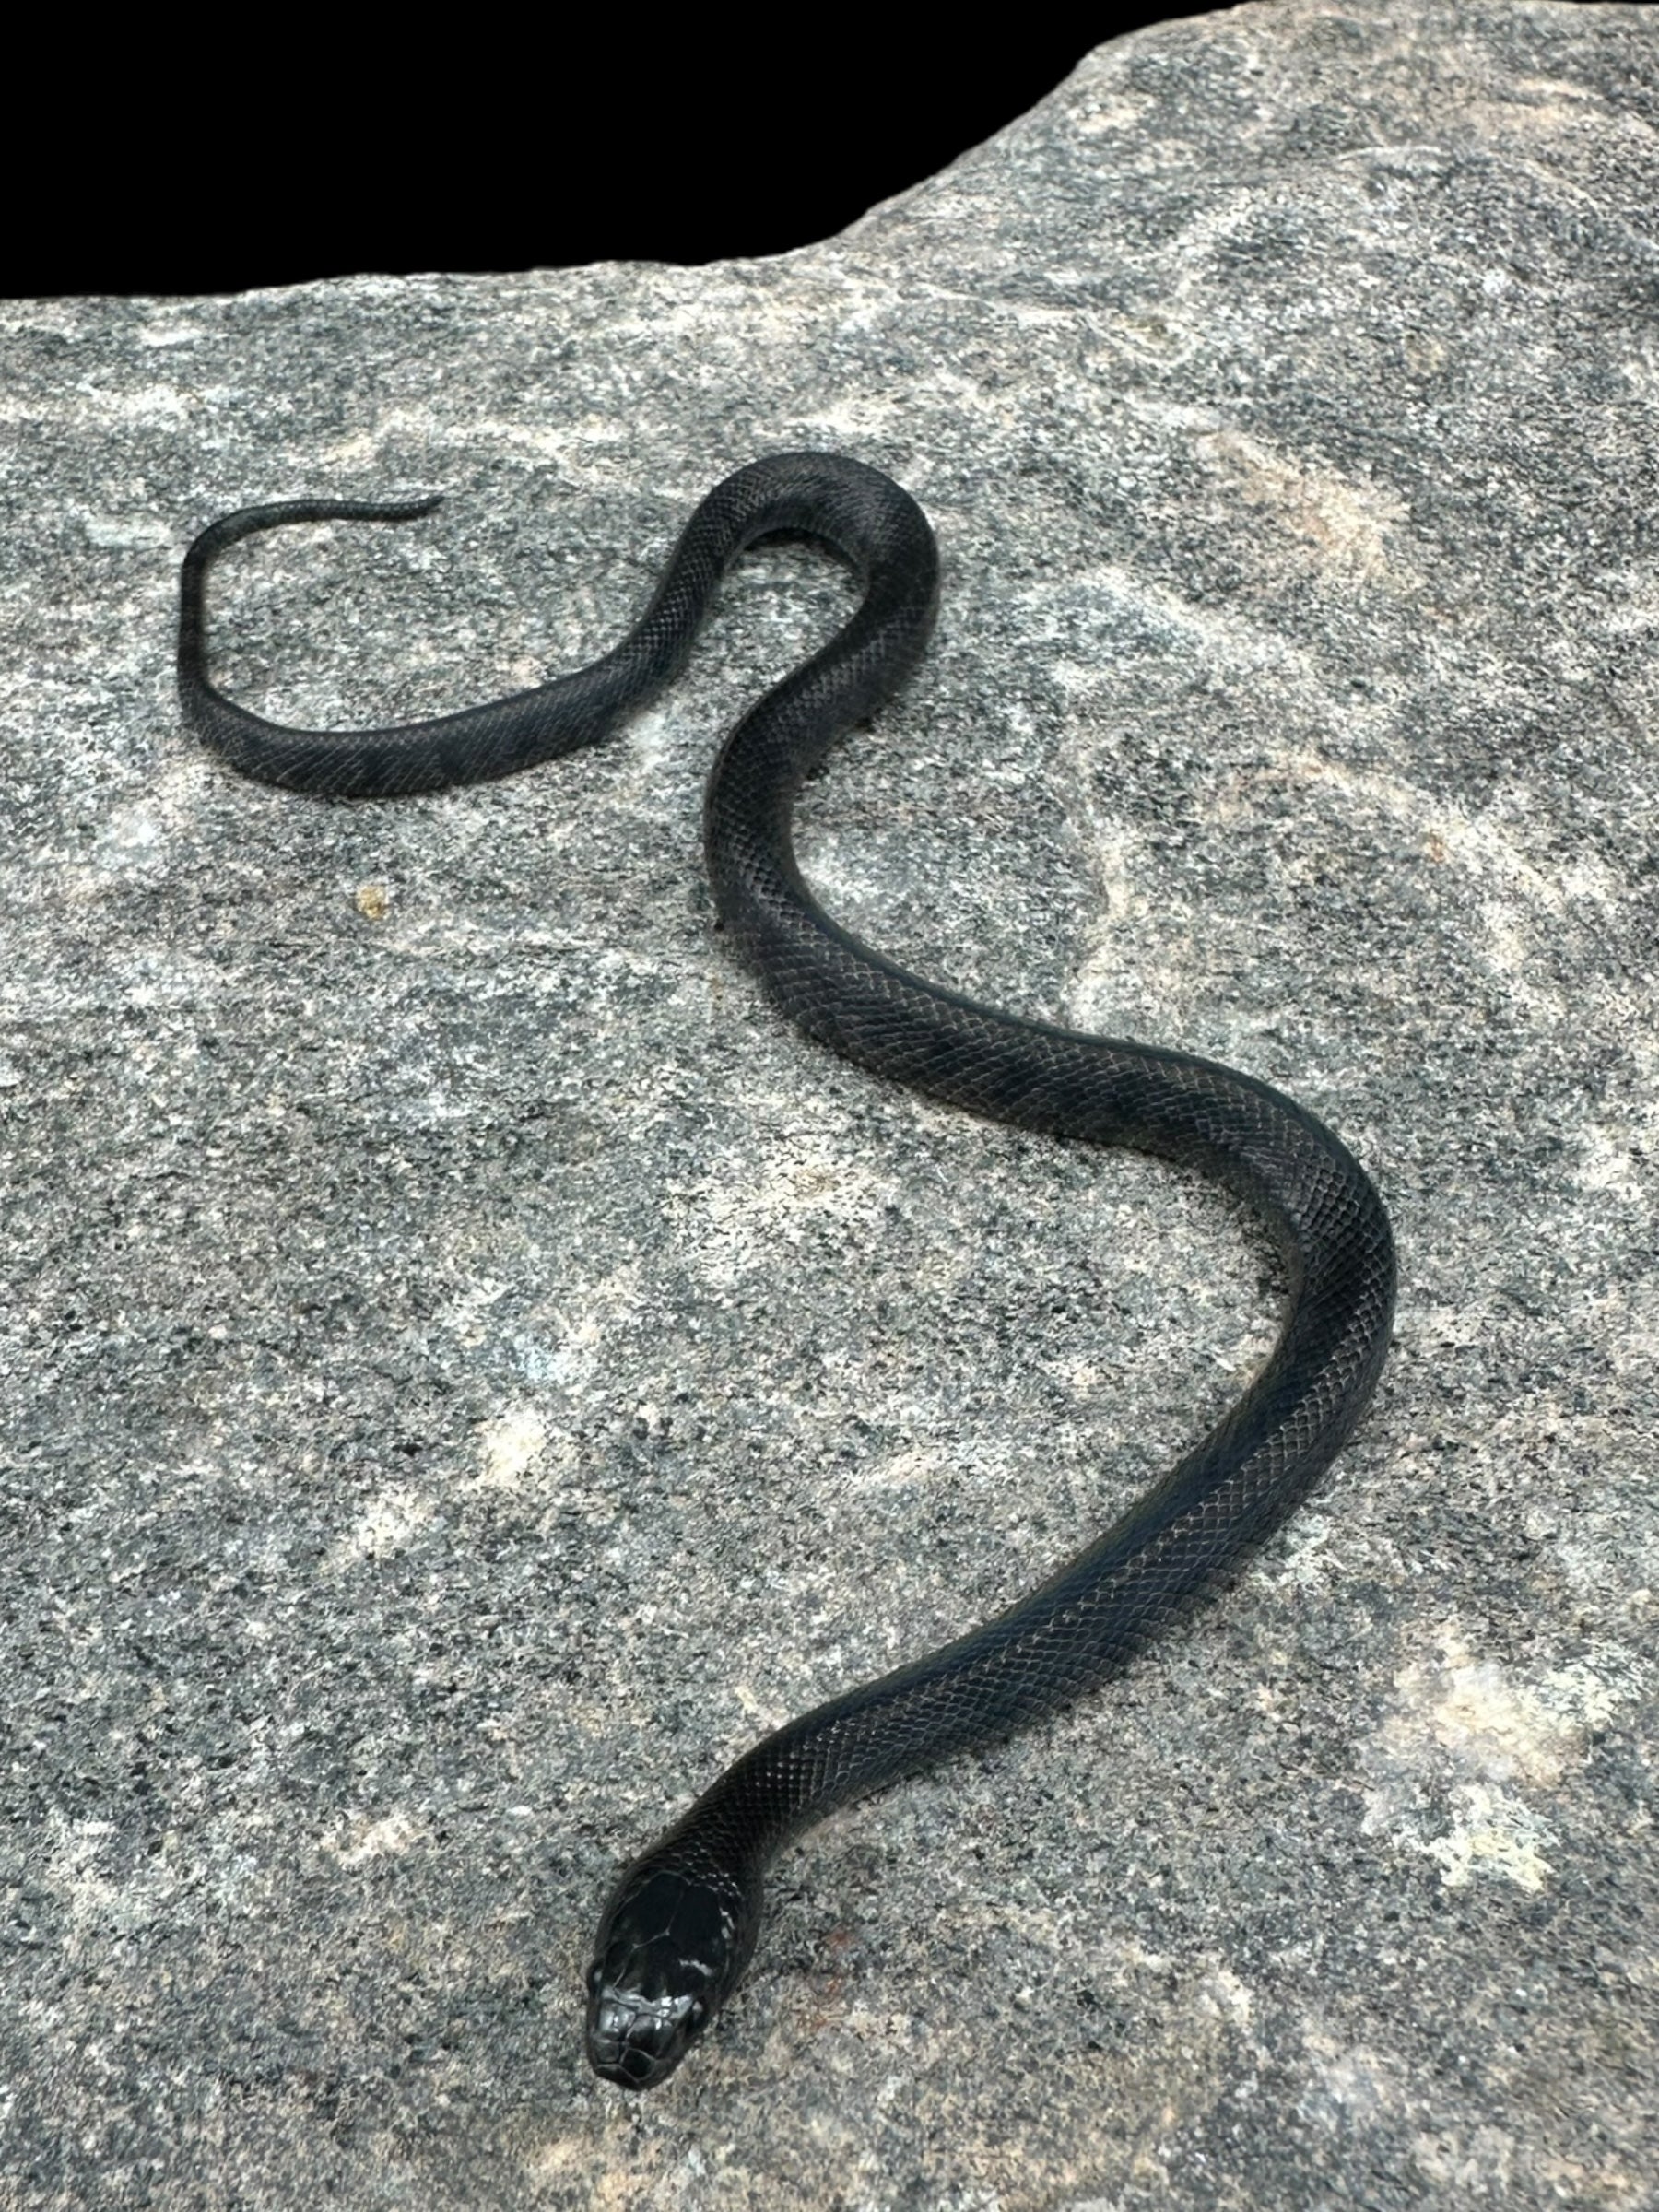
[355,882,390,921]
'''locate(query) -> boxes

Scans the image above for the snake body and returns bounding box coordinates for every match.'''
[177,453,1395,2089]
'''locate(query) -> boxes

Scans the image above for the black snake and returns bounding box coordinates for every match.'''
[177,453,1396,2090]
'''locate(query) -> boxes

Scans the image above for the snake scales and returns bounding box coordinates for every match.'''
[177,452,1395,2089]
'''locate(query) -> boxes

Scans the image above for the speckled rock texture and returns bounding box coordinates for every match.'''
[3,1,1655,2205]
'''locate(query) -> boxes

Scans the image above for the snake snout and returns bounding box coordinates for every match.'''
[585,1983,708,2089]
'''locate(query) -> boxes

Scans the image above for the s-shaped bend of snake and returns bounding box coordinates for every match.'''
[177,452,1395,2090]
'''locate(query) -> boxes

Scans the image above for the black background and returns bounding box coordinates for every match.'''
[10,10,1218,298]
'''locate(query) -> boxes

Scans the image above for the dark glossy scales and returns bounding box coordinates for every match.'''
[177,453,1395,2089]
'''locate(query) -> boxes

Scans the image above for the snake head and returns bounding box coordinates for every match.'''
[584,1861,759,2089]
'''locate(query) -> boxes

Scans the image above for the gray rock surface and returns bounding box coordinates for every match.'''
[3,1,1656,2204]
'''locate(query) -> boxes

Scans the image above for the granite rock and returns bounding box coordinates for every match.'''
[2,2,1656,2206]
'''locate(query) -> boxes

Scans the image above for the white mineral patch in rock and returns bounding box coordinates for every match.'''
[1422,1782,1559,1893]
[475,1405,550,1488]
[328,1484,434,1567]
[1363,1622,1647,1889]
[325,1808,427,1865]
